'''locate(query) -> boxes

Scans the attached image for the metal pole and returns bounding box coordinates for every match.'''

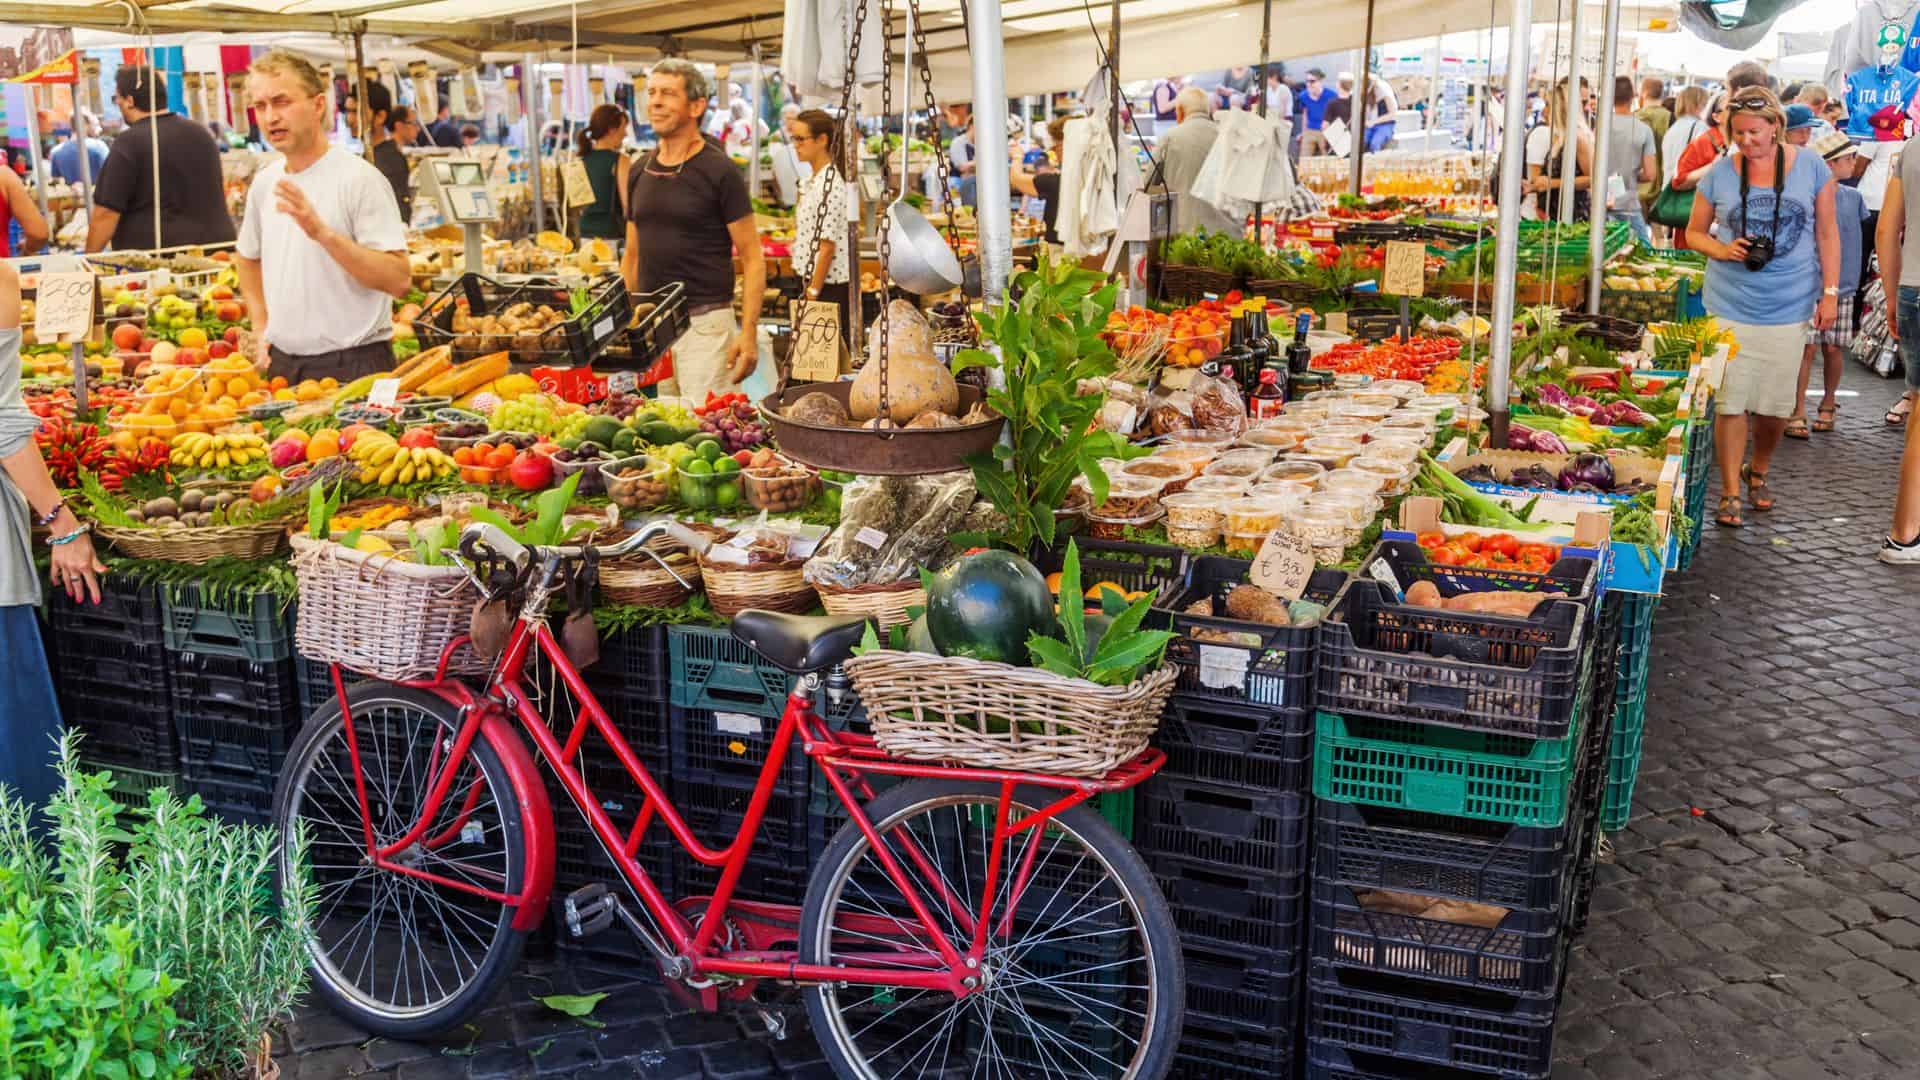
[969,0,1012,303]
[76,109,93,217]
[1253,0,1272,241]
[524,55,546,235]
[1109,0,1121,191]
[1349,0,1375,197]
[1488,0,1533,449]
[748,44,762,202]
[1427,30,1444,130]
[353,34,373,164]
[1557,0,1586,225]
[1588,0,1621,313]
[23,99,49,228]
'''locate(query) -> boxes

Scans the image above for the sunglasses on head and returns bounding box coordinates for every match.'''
[1729,97,1773,114]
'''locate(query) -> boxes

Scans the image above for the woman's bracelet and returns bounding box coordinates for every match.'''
[47,523,90,547]
[34,498,65,528]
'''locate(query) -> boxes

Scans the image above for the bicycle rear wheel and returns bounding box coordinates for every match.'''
[274,682,529,1038]
[799,777,1183,1079]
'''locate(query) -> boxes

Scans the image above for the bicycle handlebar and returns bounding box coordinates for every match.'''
[456,517,711,591]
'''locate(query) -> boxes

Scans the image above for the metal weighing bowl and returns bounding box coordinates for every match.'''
[759,381,1003,476]
[886,203,965,296]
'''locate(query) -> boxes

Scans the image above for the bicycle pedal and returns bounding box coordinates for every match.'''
[562,883,616,938]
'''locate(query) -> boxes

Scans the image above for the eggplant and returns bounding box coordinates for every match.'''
[1557,452,1616,492]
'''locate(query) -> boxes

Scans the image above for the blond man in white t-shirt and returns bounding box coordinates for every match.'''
[235,51,410,384]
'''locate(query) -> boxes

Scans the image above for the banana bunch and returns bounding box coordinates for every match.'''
[356,444,457,486]
[346,430,399,463]
[170,431,269,469]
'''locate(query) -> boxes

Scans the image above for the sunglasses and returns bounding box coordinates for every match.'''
[1728,97,1774,114]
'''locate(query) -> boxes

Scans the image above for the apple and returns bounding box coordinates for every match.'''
[111,323,142,351]
[215,302,244,323]
[208,341,234,359]
[398,427,438,449]
[224,326,243,346]
[338,422,376,451]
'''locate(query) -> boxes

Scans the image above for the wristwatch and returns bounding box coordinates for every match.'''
[1823,286,1840,297]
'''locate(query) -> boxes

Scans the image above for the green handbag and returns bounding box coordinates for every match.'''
[1648,182,1696,230]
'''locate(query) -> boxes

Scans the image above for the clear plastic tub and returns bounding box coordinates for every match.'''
[1367,427,1432,449]
[1316,419,1377,441]
[1350,392,1402,411]
[1162,491,1227,531]
[1122,456,1198,494]
[1163,428,1238,449]
[1322,467,1392,498]
[601,455,674,509]
[1167,523,1221,549]
[1284,402,1332,425]
[1358,441,1422,468]
[1092,474,1165,517]
[1261,459,1327,486]
[1244,484,1312,512]
[1294,506,1357,553]
[1236,426,1304,451]
[1087,504,1164,540]
[1367,380,1425,401]
[1299,436,1364,469]
[1312,491,1378,528]
[1342,404,1395,425]
[1223,494,1295,536]
[1185,474,1252,497]
[1222,529,1268,558]
[1149,444,1218,475]
[743,465,822,512]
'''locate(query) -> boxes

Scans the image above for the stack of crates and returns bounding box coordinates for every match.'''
[162,587,301,825]
[1305,541,1608,1080]
[1599,591,1660,832]
[1677,397,1716,572]
[1141,556,1348,1079]
[49,575,180,802]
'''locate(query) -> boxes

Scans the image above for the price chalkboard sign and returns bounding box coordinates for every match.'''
[789,300,844,382]
[34,273,94,343]
[1382,240,1427,297]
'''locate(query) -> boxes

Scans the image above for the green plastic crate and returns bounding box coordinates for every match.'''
[1600,697,1646,832]
[1612,593,1660,713]
[1312,705,1586,828]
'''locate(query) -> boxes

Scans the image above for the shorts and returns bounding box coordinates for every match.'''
[1805,296,1856,348]
[267,340,394,385]
[1715,317,1808,418]
[1899,286,1920,392]
[659,307,741,405]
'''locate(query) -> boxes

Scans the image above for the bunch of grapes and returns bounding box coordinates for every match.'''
[698,398,768,453]
[598,391,645,419]
[554,412,593,442]
[491,395,560,435]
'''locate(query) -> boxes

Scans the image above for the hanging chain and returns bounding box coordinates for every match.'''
[873,0,895,424]
[804,0,874,328]
[907,0,959,248]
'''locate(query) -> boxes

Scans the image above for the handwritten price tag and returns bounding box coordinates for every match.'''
[34,273,94,342]
[1250,525,1316,600]
[367,378,402,409]
[1382,240,1427,297]
[789,300,844,382]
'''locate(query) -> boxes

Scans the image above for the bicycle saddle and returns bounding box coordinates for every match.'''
[731,610,872,674]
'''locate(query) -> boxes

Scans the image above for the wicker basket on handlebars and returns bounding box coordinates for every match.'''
[843,651,1177,777]
[290,534,492,681]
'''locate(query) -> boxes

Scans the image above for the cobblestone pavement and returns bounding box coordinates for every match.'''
[281,376,1920,1079]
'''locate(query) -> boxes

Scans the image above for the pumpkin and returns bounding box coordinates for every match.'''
[848,300,958,423]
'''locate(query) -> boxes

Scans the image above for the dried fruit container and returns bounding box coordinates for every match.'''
[601,455,674,509]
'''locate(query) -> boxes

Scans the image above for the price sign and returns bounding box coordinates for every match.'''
[1324,310,1349,335]
[1249,525,1316,601]
[562,157,595,210]
[789,300,844,382]
[367,378,402,409]
[1382,240,1427,297]
[34,273,94,342]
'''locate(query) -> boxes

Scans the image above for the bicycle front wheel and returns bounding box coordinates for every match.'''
[799,777,1183,1080]
[274,682,530,1038]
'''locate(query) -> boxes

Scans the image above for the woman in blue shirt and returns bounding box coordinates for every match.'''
[1686,87,1840,528]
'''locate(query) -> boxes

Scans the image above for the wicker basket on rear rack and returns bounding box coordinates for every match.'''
[290,534,491,681]
[842,651,1177,777]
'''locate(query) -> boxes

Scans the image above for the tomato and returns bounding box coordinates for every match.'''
[1517,556,1552,575]
[1430,544,1471,567]
[1516,543,1561,563]
[1482,532,1520,558]
[1457,533,1484,553]
[1416,531,1446,550]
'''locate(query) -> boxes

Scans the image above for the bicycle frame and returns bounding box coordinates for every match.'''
[328,614,1163,1003]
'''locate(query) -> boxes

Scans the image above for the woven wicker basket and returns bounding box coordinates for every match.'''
[97,520,288,564]
[600,547,702,608]
[843,651,1177,777]
[290,534,490,681]
[1246,278,1322,306]
[699,557,817,618]
[817,581,926,631]
[1161,263,1239,301]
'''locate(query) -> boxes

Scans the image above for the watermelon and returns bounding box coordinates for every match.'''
[905,613,939,655]
[926,551,1054,664]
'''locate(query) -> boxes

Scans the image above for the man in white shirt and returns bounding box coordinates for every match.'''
[1156,87,1240,236]
[235,50,410,383]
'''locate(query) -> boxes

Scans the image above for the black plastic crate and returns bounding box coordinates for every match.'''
[583,623,670,708]
[1307,1040,1526,1080]
[995,994,1133,1076]
[1316,577,1587,740]
[812,680,871,737]
[1151,853,1307,954]
[171,654,302,782]
[1172,1015,1297,1080]
[1185,940,1304,1029]
[668,704,809,796]
[1311,800,1584,914]
[668,624,798,720]
[806,764,906,864]
[51,628,168,689]
[1033,536,1189,602]
[1158,560,1346,710]
[60,688,176,771]
[1306,962,1558,1077]
[168,651,300,714]
[416,271,633,366]
[600,282,690,372]
[1309,876,1570,1004]
[1136,778,1309,877]
[179,772,276,826]
[295,654,337,718]
[1156,697,1312,793]
[49,573,165,644]
[1567,832,1600,936]
[161,587,292,663]
[1358,540,1599,613]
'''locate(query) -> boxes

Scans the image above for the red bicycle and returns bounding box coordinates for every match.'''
[274,519,1184,1078]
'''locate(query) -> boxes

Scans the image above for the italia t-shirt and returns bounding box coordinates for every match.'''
[1845,66,1920,141]
[1696,146,1831,326]
[625,142,752,309]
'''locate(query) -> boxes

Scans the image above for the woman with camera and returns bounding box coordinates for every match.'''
[1685,87,1840,528]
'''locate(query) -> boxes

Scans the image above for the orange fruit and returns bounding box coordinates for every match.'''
[1044,572,1064,594]
[452,446,476,465]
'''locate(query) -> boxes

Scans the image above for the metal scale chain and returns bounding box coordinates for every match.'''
[806,0,873,347]
[907,0,960,250]
[874,0,896,425]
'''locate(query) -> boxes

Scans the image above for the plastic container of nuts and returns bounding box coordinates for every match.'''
[1294,506,1357,562]
[601,455,675,510]
[1298,436,1365,469]
[1223,494,1295,537]
[1350,457,1414,495]
[1185,474,1252,498]
[1236,426,1304,452]
[1122,456,1198,494]
[743,464,822,512]
[1200,449,1275,481]
[1261,459,1327,486]
[1163,491,1227,532]
[1087,504,1165,540]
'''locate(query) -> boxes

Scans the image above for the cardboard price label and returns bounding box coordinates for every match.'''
[789,299,844,381]
[1249,525,1316,601]
[562,157,595,209]
[34,273,94,342]
[367,378,402,409]
[1382,240,1427,297]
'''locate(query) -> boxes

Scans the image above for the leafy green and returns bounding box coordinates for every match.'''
[469,471,594,548]
[307,481,345,540]
[1024,541,1174,686]
[958,252,1147,554]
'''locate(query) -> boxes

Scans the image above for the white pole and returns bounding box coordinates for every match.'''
[1589,0,1621,313]
[1557,0,1586,225]
[23,97,49,228]
[1428,31,1444,129]
[525,55,545,235]
[1488,0,1533,448]
[749,44,762,202]
[969,0,1012,304]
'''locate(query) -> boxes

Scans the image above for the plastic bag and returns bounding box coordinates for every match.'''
[1187,366,1248,437]
[804,472,977,590]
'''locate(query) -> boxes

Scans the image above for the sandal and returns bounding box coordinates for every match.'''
[1888,396,1912,427]
[1716,494,1744,528]
[1785,415,1811,439]
[1812,403,1838,433]
[1741,463,1775,512]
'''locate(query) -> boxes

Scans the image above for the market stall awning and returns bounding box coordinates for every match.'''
[10,47,78,84]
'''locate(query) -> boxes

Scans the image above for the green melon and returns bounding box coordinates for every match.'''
[925,551,1054,665]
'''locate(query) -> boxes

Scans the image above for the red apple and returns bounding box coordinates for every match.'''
[397,427,438,449]
[215,301,244,322]
[111,323,142,351]
[338,422,376,450]
[208,341,234,359]
[223,326,243,346]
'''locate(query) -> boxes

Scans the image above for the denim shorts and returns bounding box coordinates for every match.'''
[1899,286,1920,392]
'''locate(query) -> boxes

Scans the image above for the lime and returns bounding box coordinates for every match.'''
[713,456,741,475]
[683,459,713,476]
[715,481,740,508]
[698,440,723,463]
